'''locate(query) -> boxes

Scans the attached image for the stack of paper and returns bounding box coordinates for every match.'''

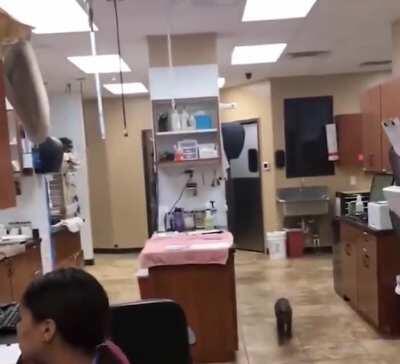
[0,344,21,364]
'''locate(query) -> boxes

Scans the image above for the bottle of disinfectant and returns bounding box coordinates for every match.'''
[355,194,364,215]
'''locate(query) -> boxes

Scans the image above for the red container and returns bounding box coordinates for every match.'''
[286,229,305,258]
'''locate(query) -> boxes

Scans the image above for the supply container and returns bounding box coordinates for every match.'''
[266,231,287,260]
[285,228,305,258]
[194,113,213,129]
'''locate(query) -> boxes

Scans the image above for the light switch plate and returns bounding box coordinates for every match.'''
[263,162,270,171]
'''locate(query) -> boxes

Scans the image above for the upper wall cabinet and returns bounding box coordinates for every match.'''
[0,63,16,209]
[360,86,384,173]
[361,78,400,174]
[380,78,400,172]
[335,114,363,168]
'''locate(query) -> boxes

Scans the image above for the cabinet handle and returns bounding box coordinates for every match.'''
[345,243,352,256]
[362,250,370,268]
[369,154,374,167]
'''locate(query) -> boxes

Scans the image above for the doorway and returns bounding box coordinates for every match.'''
[142,129,158,237]
[227,119,265,252]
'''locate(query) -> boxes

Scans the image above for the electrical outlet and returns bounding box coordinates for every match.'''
[350,176,357,186]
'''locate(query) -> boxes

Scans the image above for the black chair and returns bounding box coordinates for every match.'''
[110,299,193,364]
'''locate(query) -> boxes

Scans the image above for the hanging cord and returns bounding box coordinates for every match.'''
[167,32,175,111]
[112,0,128,137]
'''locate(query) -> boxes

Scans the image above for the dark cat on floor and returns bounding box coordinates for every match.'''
[274,298,292,345]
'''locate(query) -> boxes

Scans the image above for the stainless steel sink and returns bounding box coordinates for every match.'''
[277,186,330,217]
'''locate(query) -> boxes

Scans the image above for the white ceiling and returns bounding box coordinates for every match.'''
[29,0,400,97]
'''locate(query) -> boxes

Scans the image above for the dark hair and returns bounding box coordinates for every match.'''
[22,268,110,355]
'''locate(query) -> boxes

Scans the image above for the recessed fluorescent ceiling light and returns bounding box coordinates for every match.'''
[232,44,287,65]
[242,0,318,21]
[104,83,149,95]
[68,55,131,74]
[0,0,97,34]
[218,77,226,88]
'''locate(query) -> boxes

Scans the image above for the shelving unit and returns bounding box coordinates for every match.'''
[152,97,222,166]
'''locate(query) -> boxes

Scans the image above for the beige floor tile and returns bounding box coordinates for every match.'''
[87,250,395,364]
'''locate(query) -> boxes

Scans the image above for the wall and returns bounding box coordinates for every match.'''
[221,71,392,240]
[393,19,400,77]
[220,81,278,232]
[84,96,152,249]
[0,176,52,272]
[49,93,94,261]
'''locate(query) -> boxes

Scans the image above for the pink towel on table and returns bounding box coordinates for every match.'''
[139,231,234,269]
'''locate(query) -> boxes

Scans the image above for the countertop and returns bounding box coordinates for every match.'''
[0,238,41,261]
[335,216,395,236]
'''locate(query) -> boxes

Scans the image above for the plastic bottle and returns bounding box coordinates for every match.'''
[204,209,214,230]
[355,194,364,215]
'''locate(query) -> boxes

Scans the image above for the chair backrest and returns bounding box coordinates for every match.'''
[110,299,192,364]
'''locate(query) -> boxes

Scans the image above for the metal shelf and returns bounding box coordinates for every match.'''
[156,129,218,136]
[158,158,221,168]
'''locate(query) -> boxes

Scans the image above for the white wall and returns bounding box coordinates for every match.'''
[158,166,227,231]
[0,176,53,272]
[49,93,94,261]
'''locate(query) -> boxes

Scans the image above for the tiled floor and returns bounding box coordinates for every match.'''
[87,251,400,364]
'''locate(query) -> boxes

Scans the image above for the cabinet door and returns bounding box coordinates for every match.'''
[0,259,13,304]
[340,223,358,305]
[380,78,400,172]
[0,63,16,209]
[357,232,379,326]
[361,86,382,172]
[10,245,42,302]
[335,114,363,167]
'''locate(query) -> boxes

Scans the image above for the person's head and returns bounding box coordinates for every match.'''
[18,268,110,362]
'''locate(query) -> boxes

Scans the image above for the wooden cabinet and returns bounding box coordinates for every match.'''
[10,244,42,301]
[357,232,378,326]
[361,86,383,172]
[0,259,13,304]
[53,228,83,269]
[0,244,42,303]
[337,220,400,335]
[340,223,358,305]
[335,114,363,168]
[381,78,400,172]
[0,63,16,208]
[360,77,400,173]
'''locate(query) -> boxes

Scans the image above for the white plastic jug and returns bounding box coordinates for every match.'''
[267,231,287,260]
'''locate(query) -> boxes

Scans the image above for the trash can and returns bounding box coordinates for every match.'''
[266,231,287,260]
[286,229,305,258]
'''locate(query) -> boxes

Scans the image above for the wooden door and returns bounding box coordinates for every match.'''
[381,78,400,172]
[361,86,382,172]
[335,114,363,167]
[340,223,358,306]
[0,62,16,208]
[10,245,42,301]
[0,259,13,304]
[357,232,379,326]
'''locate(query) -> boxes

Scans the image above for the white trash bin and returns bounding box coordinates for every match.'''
[266,231,287,260]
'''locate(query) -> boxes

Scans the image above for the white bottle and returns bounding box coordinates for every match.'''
[170,109,181,131]
[180,109,190,130]
[355,194,364,215]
